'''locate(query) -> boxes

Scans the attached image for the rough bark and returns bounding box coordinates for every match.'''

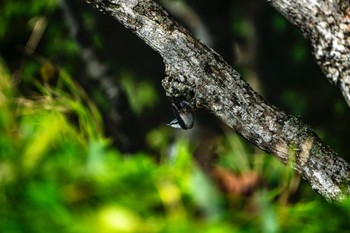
[267,0,350,107]
[81,0,350,202]
[158,0,213,46]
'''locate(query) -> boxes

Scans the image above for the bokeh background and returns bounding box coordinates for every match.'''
[1,0,350,232]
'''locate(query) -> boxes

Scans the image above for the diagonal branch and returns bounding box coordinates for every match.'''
[267,0,350,107]
[81,0,350,202]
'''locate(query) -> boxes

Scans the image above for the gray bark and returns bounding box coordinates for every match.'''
[81,0,350,202]
[267,0,350,107]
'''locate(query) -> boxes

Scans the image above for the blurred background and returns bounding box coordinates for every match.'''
[1,0,350,232]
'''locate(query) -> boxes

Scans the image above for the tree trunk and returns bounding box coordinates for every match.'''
[268,0,350,107]
[81,0,350,202]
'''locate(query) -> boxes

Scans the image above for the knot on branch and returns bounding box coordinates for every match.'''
[161,63,197,107]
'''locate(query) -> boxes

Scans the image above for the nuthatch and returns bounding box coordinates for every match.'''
[167,100,194,130]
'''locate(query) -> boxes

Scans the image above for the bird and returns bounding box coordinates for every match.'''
[167,100,194,130]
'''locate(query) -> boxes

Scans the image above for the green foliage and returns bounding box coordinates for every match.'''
[291,40,307,64]
[1,59,350,232]
[1,0,350,232]
[120,70,158,115]
[281,89,307,115]
[272,14,288,34]
[0,0,56,39]
[232,17,251,39]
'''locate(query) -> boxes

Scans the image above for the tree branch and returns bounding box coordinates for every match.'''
[267,0,350,107]
[81,0,350,202]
